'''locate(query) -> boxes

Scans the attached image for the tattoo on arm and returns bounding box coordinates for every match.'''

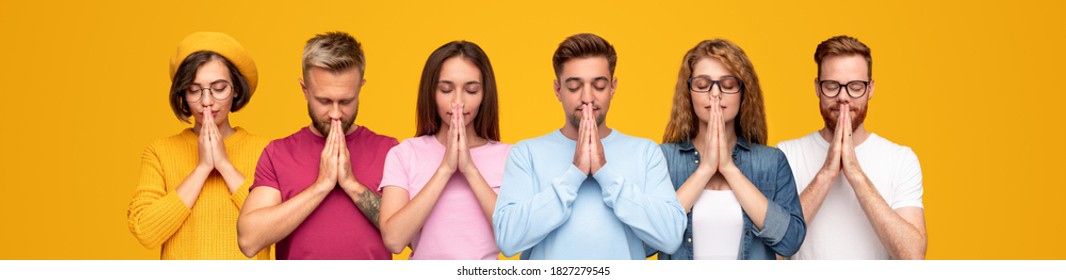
[355,190,381,228]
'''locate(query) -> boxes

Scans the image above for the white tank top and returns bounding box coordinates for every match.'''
[692,189,744,260]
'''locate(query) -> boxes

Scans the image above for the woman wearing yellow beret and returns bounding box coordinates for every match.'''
[127,32,270,259]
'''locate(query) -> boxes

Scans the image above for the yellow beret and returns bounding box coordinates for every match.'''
[169,32,258,97]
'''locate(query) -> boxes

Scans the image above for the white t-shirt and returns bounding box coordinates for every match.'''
[691,190,743,260]
[778,132,923,260]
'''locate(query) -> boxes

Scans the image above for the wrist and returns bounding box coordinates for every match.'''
[843,166,866,181]
[194,164,214,174]
[459,164,480,176]
[816,168,838,182]
[343,179,366,197]
[437,164,456,176]
[719,164,740,176]
[215,160,236,173]
[313,179,335,193]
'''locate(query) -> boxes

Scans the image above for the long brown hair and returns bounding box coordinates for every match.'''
[415,41,500,141]
[663,39,767,145]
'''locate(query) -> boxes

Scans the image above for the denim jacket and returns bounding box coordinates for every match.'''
[649,138,806,260]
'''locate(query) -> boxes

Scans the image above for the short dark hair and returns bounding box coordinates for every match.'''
[552,33,617,78]
[415,41,500,141]
[815,35,872,79]
[169,51,252,123]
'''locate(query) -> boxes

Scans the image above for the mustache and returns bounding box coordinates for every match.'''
[574,104,601,111]
[829,104,859,111]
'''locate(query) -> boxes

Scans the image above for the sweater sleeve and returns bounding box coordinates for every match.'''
[492,143,587,257]
[228,177,254,209]
[592,141,686,254]
[127,144,191,249]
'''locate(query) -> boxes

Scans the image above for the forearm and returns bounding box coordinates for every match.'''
[595,165,686,253]
[799,170,835,223]
[847,172,926,259]
[721,166,769,229]
[493,165,584,257]
[676,166,714,213]
[342,180,381,228]
[463,168,498,221]
[380,169,450,253]
[237,184,329,257]
[175,165,213,208]
[215,161,246,194]
[127,189,193,249]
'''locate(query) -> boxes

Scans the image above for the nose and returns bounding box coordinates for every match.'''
[452,90,463,108]
[834,89,851,105]
[579,85,594,105]
[328,103,342,120]
[199,90,215,107]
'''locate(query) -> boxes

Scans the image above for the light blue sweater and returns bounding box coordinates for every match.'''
[493,129,686,259]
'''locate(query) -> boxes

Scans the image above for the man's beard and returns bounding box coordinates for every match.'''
[821,103,868,133]
[308,104,357,137]
[567,104,606,130]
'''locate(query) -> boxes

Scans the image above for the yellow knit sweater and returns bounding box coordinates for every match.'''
[127,127,271,259]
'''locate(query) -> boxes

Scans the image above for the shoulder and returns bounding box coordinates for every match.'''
[357,126,400,148]
[236,129,271,151]
[262,128,304,153]
[749,142,787,160]
[868,134,920,163]
[776,132,816,151]
[485,140,514,153]
[145,130,192,154]
[392,135,433,155]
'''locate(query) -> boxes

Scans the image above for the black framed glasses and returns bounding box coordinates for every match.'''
[818,80,869,98]
[184,81,233,102]
[688,76,743,94]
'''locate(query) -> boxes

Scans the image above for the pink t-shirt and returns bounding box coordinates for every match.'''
[378,135,511,260]
[253,126,398,260]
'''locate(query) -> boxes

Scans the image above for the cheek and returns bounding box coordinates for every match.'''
[466,104,481,121]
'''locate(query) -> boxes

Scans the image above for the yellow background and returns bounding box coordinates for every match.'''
[0,0,1062,259]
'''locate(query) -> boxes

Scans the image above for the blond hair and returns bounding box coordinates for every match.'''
[302,31,366,79]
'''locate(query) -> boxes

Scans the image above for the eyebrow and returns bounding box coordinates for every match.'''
[191,79,230,86]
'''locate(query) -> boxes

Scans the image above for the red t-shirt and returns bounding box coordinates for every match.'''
[252,126,398,260]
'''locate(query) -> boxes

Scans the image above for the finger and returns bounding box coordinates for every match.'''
[453,104,461,140]
[843,104,852,137]
[842,105,853,147]
[335,120,348,154]
[458,105,468,147]
[450,105,459,152]
[333,120,343,155]
[833,104,845,146]
[577,104,587,146]
[589,106,598,143]
[327,120,339,158]
[710,98,719,144]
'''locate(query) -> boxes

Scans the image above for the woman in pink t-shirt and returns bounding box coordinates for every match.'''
[378,41,511,260]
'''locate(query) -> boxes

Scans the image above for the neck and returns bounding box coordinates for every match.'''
[819,123,870,146]
[560,120,612,141]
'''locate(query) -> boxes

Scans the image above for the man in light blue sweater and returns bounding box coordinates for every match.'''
[493,33,686,260]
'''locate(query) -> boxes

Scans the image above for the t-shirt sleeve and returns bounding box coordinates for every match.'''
[891,146,924,209]
[486,144,513,194]
[251,143,280,191]
[378,144,410,193]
